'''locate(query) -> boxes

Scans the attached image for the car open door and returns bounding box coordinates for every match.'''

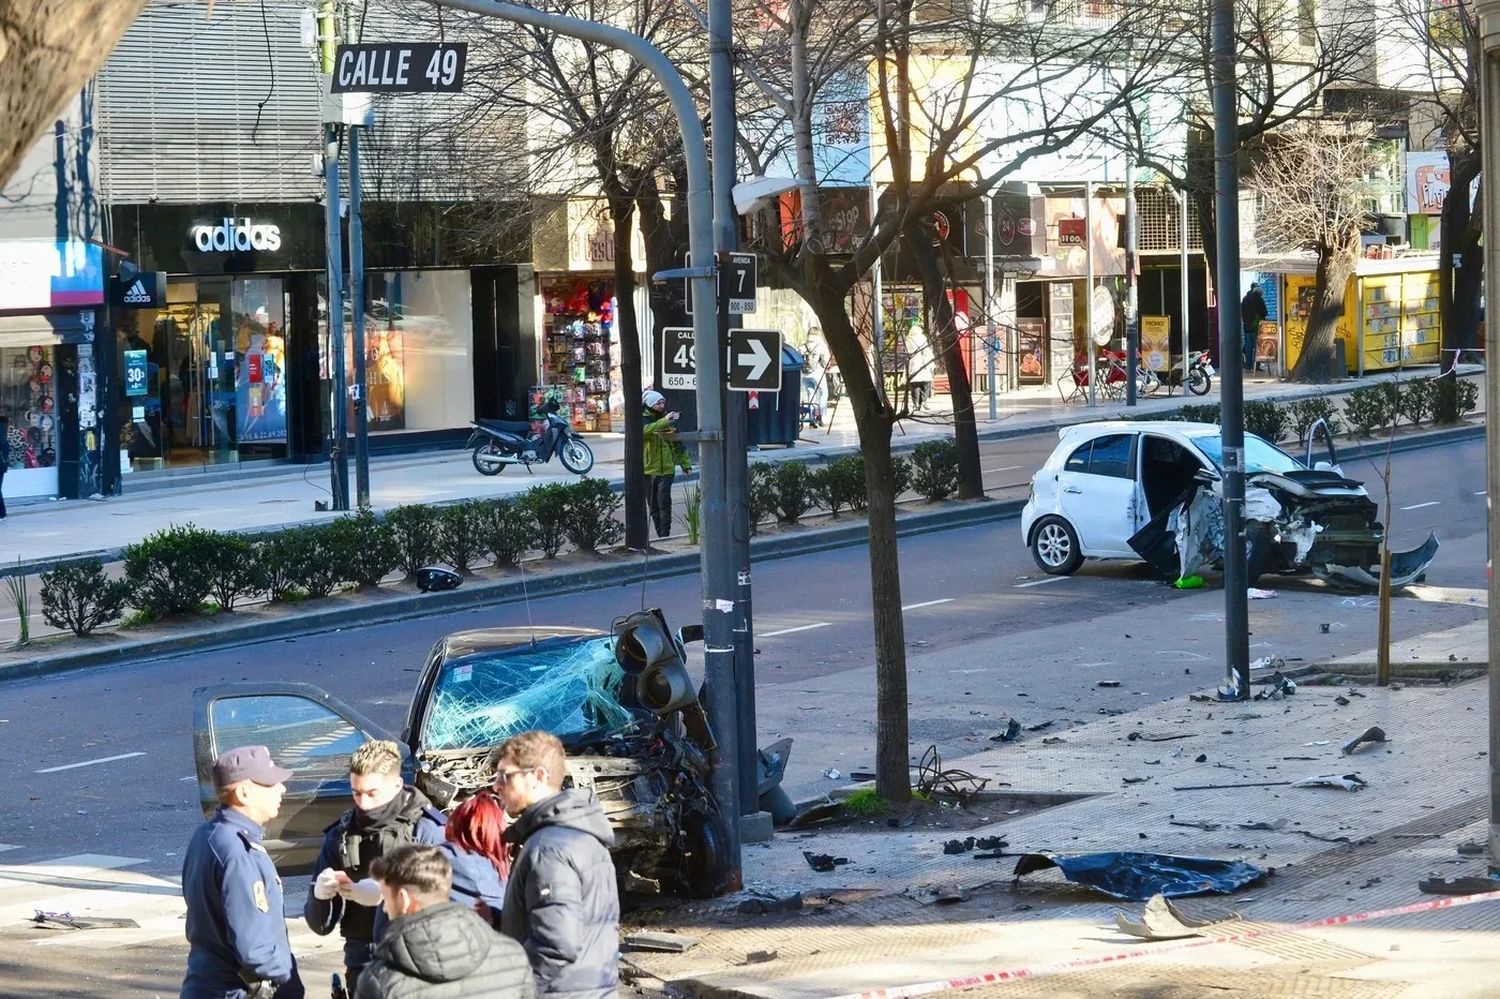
[192,682,402,875]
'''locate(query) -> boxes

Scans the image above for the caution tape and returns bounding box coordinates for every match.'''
[827,888,1500,999]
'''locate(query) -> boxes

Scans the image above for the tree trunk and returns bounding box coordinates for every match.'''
[607,187,649,550]
[905,220,983,499]
[0,0,146,186]
[1440,157,1483,355]
[1291,244,1355,383]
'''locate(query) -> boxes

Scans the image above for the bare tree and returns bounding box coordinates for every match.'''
[1254,121,1379,382]
[0,0,146,185]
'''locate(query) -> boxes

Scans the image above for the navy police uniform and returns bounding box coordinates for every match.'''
[181,806,304,999]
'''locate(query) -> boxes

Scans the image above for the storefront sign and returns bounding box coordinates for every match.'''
[1016,318,1046,384]
[124,349,149,397]
[1407,151,1450,215]
[0,240,104,311]
[1141,315,1171,371]
[1057,218,1086,246]
[189,218,283,253]
[111,271,167,309]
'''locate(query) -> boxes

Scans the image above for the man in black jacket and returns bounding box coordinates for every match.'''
[305,741,446,991]
[490,731,619,999]
[1241,283,1268,372]
[356,844,534,999]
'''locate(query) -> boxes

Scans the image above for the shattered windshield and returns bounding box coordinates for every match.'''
[1190,433,1303,475]
[420,637,635,751]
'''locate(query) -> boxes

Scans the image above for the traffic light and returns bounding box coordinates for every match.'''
[613,609,696,714]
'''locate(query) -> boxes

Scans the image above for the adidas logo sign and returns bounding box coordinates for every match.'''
[122,280,152,304]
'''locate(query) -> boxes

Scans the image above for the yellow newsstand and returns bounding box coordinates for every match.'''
[1275,256,1443,375]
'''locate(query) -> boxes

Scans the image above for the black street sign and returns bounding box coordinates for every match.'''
[111,272,166,309]
[685,251,758,316]
[662,327,697,390]
[330,43,467,94]
[728,329,782,392]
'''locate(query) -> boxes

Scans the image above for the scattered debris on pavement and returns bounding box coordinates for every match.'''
[1098,680,1122,688]
[623,932,698,953]
[1291,773,1368,791]
[803,851,850,872]
[1238,819,1287,832]
[990,718,1022,742]
[1457,841,1486,857]
[1341,726,1388,755]
[1255,672,1298,700]
[1012,851,1268,900]
[742,949,779,965]
[1247,588,1277,599]
[1128,731,1195,742]
[1115,893,1240,941]
[736,893,804,916]
[31,911,140,931]
[1418,876,1500,897]
[1169,819,1222,831]
[822,768,842,780]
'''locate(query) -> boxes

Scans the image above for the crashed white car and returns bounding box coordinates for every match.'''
[1020,421,1438,588]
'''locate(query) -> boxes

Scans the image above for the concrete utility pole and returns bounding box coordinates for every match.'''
[983,191,997,421]
[1210,0,1250,698]
[344,6,371,510]
[430,0,741,888]
[1474,0,1500,877]
[318,0,351,511]
[1124,148,1139,407]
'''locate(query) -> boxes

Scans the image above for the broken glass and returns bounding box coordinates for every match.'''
[421,636,635,750]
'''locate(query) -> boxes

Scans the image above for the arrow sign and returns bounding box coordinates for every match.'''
[728,329,782,392]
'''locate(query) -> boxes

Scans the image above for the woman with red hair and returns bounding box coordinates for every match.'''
[443,791,511,926]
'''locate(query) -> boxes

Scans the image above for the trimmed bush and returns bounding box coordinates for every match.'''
[747,463,778,535]
[41,559,129,636]
[1397,378,1435,427]
[486,498,537,567]
[206,533,260,611]
[1458,376,1480,416]
[563,478,624,552]
[1343,385,1391,437]
[255,530,314,602]
[297,523,352,599]
[331,510,399,588]
[891,454,913,499]
[909,438,960,502]
[386,504,442,578]
[123,525,220,618]
[520,483,571,557]
[1434,375,1481,423]
[439,500,493,572]
[768,461,816,523]
[1243,400,1291,443]
[1172,403,1221,425]
[1287,396,1344,443]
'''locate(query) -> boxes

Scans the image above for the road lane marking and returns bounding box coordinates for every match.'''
[902,598,955,610]
[1400,501,1440,511]
[35,752,145,774]
[1476,491,1488,497]
[1015,576,1068,588]
[982,465,1021,474]
[761,622,832,638]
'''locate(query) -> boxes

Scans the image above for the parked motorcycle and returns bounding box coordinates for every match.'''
[466,401,594,476]
[1169,349,1215,396]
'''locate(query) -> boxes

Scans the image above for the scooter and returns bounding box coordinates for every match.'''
[466,401,595,476]
[1169,349,1215,396]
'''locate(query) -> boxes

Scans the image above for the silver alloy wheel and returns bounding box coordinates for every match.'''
[1036,522,1072,567]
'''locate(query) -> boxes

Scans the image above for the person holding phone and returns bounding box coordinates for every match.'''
[642,390,690,539]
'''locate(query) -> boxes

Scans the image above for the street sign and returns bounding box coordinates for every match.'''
[662,326,697,390]
[330,43,467,94]
[728,329,782,392]
[111,272,165,309]
[684,252,758,316]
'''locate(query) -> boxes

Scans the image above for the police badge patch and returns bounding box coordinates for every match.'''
[252,880,269,913]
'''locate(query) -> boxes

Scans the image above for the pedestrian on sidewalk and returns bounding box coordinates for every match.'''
[306,740,447,992]
[642,389,690,540]
[181,745,304,999]
[906,324,934,411]
[443,791,511,927]
[355,844,535,999]
[490,731,620,999]
[1241,283,1267,373]
[801,327,830,427]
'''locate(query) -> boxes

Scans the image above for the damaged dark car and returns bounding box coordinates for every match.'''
[1021,421,1438,587]
[192,611,757,897]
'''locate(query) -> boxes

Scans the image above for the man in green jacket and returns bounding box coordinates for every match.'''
[642,390,690,539]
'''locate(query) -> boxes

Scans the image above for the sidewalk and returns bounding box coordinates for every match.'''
[623,618,1500,998]
[4,366,1480,570]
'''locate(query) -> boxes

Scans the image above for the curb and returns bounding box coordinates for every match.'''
[0,497,1025,683]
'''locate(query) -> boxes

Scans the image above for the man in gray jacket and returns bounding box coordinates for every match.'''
[357,845,534,998]
[490,731,619,999]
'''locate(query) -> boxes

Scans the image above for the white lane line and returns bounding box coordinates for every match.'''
[1476,491,1488,497]
[35,752,145,774]
[902,598,955,610]
[1400,501,1440,511]
[761,622,832,638]
[982,465,1021,474]
[1016,576,1068,588]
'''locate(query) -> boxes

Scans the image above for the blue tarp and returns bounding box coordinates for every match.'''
[1013,852,1268,900]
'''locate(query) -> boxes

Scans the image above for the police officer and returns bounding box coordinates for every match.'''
[182,745,305,999]
[306,740,445,991]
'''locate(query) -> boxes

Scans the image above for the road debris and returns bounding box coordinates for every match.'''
[1247,588,1277,599]
[624,932,699,952]
[31,911,140,931]
[1169,820,1221,831]
[1341,726,1388,755]
[1292,773,1368,791]
[1115,893,1240,940]
[1012,852,1267,901]
[743,949,779,965]
[1418,877,1500,896]
[1174,780,1293,791]
[1128,731,1195,742]
[990,718,1023,743]
[803,851,850,872]
[1098,680,1122,688]
[1457,841,1486,857]
[1238,819,1287,832]
[1254,672,1298,700]
[822,768,842,780]
[1334,695,1351,706]
[1194,754,1208,763]
[1123,776,1152,785]
[736,893,804,915]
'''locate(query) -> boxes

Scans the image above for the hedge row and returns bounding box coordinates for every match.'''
[38,478,624,636]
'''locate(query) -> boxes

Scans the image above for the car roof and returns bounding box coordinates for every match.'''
[1058,420,1220,439]
[437,626,606,660]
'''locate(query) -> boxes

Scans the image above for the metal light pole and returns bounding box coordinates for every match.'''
[431,0,740,887]
[1210,0,1250,698]
[1475,0,1500,876]
[318,0,350,511]
[1124,149,1139,407]
[1085,180,1096,407]
[983,191,998,421]
[348,125,371,509]
[1179,187,1191,378]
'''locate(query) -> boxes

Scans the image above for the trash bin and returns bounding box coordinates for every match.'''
[745,345,804,447]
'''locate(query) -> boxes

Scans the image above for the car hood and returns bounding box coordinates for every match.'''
[1246,469,1370,502]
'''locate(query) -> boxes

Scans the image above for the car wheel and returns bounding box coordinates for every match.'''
[679,805,732,899]
[1031,516,1083,576]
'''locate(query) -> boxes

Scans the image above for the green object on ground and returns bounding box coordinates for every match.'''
[1173,575,1205,590]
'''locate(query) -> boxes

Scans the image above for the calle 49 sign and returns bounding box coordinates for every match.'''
[330,43,467,94]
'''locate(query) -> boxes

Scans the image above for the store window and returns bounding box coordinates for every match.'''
[231,278,289,456]
[0,344,60,473]
[320,269,475,434]
[540,277,618,432]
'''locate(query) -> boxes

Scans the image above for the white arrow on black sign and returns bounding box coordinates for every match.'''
[728,329,782,392]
